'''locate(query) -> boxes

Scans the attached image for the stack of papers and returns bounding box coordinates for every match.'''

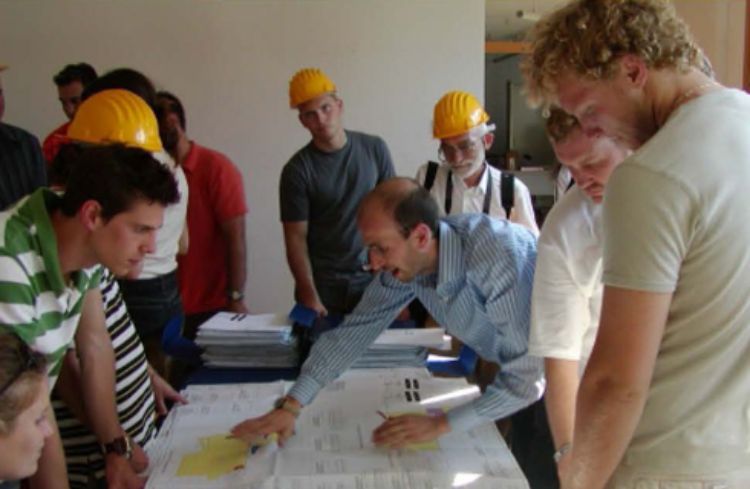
[196,313,299,368]
[352,328,450,369]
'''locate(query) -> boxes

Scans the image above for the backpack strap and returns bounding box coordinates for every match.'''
[423,161,440,191]
[501,172,515,219]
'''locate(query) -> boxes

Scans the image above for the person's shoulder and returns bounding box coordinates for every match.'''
[415,161,434,177]
[192,141,234,164]
[0,122,39,145]
[191,141,242,176]
[540,187,600,248]
[446,213,527,242]
[348,130,387,148]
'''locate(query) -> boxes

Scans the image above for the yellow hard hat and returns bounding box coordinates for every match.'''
[289,68,336,108]
[432,90,490,139]
[68,89,162,152]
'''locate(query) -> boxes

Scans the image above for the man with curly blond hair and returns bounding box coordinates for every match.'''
[523,1,750,489]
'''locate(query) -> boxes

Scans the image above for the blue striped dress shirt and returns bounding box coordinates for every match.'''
[288,213,544,432]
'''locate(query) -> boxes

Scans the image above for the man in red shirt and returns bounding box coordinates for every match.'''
[155,91,248,336]
[42,63,97,163]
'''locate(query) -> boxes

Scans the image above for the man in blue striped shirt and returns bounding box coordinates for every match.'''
[233,177,543,447]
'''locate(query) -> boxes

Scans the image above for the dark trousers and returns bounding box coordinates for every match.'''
[510,398,559,489]
[119,270,183,377]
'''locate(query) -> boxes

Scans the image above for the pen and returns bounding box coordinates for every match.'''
[377,410,389,420]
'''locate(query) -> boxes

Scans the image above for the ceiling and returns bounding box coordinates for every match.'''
[486,0,568,40]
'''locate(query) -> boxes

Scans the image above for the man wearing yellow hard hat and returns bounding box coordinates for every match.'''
[416,90,538,235]
[0,89,180,489]
[280,68,395,317]
[49,89,186,489]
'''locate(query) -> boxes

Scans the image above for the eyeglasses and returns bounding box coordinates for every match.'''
[438,137,482,163]
[0,344,45,397]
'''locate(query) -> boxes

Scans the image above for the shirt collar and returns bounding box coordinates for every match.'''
[452,161,489,192]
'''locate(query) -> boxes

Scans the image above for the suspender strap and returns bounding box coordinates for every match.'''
[424,161,439,191]
[501,172,514,219]
[566,178,576,192]
[482,170,492,215]
[445,172,453,214]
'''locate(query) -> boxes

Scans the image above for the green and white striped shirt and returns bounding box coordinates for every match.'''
[0,188,101,387]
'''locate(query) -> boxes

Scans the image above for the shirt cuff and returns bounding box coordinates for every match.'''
[287,375,324,406]
[445,402,483,433]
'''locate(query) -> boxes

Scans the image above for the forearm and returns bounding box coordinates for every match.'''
[54,350,88,425]
[225,231,246,294]
[544,358,580,450]
[565,370,648,488]
[563,287,670,489]
[284,222,320,305]
[285,235,318,300]
[76,289,124,444]
[448,353,543,433]
[79,341,123,443]
[289,277,411,404]
[28,410,69,489]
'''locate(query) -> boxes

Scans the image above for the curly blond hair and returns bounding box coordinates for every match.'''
[545,107,581,143]
[521,0,700,107]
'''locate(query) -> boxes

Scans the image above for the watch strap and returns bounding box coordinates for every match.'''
[274,396,301,418]
[102,435,132,459]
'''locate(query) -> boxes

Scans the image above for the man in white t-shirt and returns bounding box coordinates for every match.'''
[523,1,750,488]
[529,108,629,480]
[415,90,538,235]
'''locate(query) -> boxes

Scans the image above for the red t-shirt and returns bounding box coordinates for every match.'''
[43,121,71,164]
[177,142,248,315]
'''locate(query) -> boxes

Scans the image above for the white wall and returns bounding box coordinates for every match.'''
[674,0,746,88]
[0,0,485,313]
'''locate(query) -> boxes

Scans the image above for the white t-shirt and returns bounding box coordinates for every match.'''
[415,162,539,235]
[603,88,750,476]
[140,151,189,278]
[528,186,602,374]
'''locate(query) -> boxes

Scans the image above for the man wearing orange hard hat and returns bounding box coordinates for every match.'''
[49,89,186,489]
[280,67,395,317]
[417,90,538,235]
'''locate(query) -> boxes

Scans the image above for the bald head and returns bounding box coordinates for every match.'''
[359,178,439,238]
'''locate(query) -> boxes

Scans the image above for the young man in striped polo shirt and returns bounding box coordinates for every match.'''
[0,144,179,489]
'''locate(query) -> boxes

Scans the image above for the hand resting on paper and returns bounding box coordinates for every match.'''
[371,413,450,449]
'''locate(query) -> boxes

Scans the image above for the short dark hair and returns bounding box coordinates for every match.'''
[393,185,440,238]
[53,63,97,88]
[59,144,179,220]
[82,68,157,110]
[156,91,186,131]
[362,178,440,238]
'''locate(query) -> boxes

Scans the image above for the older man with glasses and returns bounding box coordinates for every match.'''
[416,90,538,235]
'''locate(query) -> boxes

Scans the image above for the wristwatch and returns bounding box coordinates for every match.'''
[274,396,301,418]
[102,435,132,459]
[228,289,244,301]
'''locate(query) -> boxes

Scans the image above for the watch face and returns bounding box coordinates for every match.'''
[104,436,132,457]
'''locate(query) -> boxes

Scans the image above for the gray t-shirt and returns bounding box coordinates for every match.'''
[280,130,395,288]
[603,88,750,476]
